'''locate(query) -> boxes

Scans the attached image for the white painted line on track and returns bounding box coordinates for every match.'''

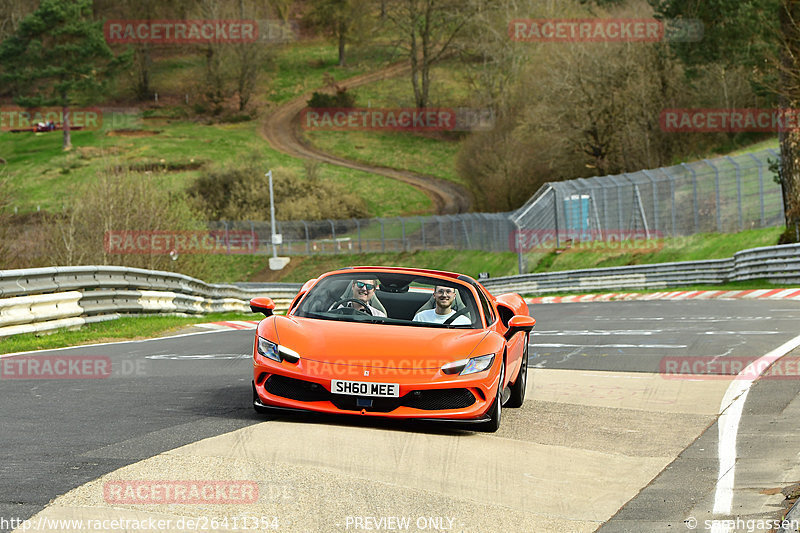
[532,343,687,349]
[710,333,800,533]
[535,330,663,335]
[702,331,780,335]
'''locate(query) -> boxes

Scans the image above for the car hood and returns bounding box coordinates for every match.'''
[266,316,491,369]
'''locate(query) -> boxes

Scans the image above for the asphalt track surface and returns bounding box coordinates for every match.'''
[2,300,800,532]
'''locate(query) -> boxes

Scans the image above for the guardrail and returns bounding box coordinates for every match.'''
[482,244,800,295]
[0,266,302,339]
[1,244,798,338]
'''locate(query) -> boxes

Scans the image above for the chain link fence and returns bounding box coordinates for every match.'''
[208,214,515,256]
[207,147,784,260]
[511,147,784,248]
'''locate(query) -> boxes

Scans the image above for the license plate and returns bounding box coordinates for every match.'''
[331,380,400,398]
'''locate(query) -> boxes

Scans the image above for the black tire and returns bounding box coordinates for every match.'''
[252,381,272,415]
[478,360,504,432]
[506,334,529,408]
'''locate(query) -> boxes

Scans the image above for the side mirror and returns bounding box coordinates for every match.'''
[250,297,275,317]
[504,315,535,341]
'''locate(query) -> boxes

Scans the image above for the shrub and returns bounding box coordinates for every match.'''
[187,163,369,222]
[42,167,213,276]
[307,87,357,108]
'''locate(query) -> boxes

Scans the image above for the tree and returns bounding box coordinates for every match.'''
[268,0,294,22]
[0,0,34,43]
[651,0,799,242]
[232,0,273,111]
[385,0,475,108]
[308,0,372,67]
[197,0,230,113]
[116,0,164,100]
[457,0,532,111]
[192,0,273,113]
[0,0,129,150]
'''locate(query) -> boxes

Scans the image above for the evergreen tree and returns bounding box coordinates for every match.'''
[0,0,129,150]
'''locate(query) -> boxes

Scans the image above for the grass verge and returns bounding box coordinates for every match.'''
[0,311,257,355]
[525,227,784,273]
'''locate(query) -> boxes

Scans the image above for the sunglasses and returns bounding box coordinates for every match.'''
[354,281,376,290]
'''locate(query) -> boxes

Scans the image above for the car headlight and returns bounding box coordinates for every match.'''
[257,337,300,364]
[441,354,495,375]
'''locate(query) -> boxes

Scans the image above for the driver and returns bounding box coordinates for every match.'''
[338,279,386,317]
[413,286,470,325]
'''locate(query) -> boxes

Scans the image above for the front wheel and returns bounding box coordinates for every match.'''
[506,333,529,408]
[478,360,504,432]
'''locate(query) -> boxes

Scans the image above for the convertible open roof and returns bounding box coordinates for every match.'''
[344,265,468,281]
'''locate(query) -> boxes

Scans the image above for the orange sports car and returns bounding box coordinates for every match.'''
[249,266,535,431]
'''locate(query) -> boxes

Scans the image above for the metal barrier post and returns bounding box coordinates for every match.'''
[224,221,230,254]
[681,163,699,233]
[747,154,766,227]
[668,171,677,236]
[642,170,660,233]
[607,176,624,231]
[703,159,722,232]
[516,221,524,275]
[552,187,561,248]
[302,220,310,254]
[768,148,785,221]
[725,156,743,231]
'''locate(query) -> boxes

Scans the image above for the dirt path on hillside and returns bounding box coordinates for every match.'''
[259,62,472,214]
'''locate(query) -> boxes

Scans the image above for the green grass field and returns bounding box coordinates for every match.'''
[1,38,432,218]
[2,119,431,217]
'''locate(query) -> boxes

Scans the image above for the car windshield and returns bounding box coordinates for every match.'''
[293,272,481,328]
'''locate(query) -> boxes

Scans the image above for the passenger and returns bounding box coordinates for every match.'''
[339,279,386,317]
[413,286,470,325]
